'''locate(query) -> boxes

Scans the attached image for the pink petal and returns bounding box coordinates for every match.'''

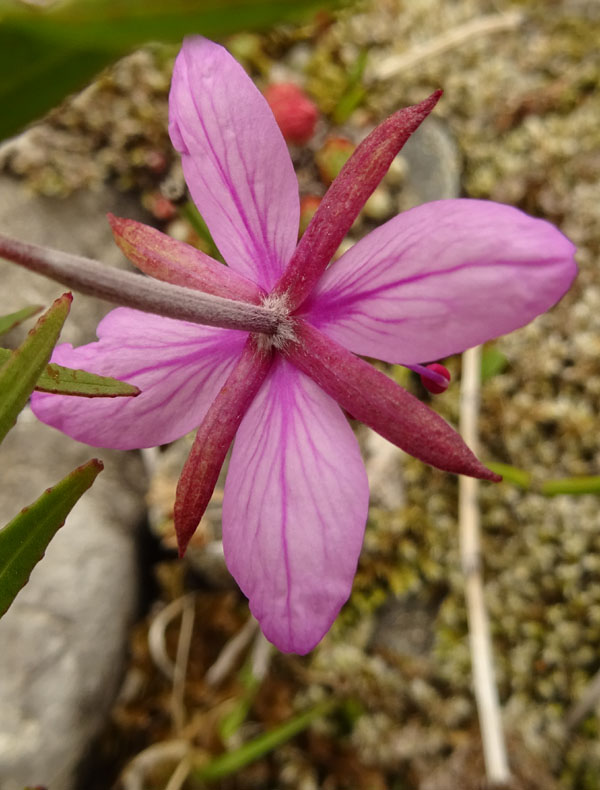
[302,199,577,365]
[108,214,264,303]
[175,336,273,556]
[169,37,299,291]
[31,308,247,449]
[283,319,501,482]
[222,357,369,654]
[272,92,442,310]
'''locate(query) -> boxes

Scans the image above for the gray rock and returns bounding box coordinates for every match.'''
[400,117,461,207]
[363,428,405,511]
[0,175,147,347]
[0,177,149,790]
[0,414,147,790]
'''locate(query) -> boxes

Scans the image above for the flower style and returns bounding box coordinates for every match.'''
[32,37,576,654]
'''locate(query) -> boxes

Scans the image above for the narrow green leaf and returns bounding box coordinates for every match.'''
[3,0,341,52]
[481,345,508,382]
[332,48,368,124]
[486,462,532,490]
[219,661,263,741]
[180,201,223,261]
[193,700,335,782]
[0,305,42,336]
[541,476,600,497]
[0,459,103,618]
[38,363,141,397]
[0,347,140,397]
[0,293,71,443]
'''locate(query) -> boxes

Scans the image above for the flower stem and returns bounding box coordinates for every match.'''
[459,345,510,785]
[0,233,279,334]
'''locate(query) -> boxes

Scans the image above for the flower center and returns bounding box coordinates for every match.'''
[256,293,296,351]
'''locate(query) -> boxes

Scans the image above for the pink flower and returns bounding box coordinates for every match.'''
[32,37,576,654]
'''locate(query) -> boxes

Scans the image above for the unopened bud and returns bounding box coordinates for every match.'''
[315,136,356,184]
[264,83,318,145]
[142,191,177,221]
[420,363,451,394]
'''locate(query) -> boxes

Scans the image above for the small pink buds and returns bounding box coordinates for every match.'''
[299,195,322,236]
[315,136,356,184]
[420,363,451,394]
[264,83,318,145]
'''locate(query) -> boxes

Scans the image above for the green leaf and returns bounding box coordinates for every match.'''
[481,345,508,382]
[0,0,341,139]
[181,201,223,261]
[0,347,140,397]
[485,465,600,497]
[3,0,340,51]
[0,24,114,141]
[541,476,600,497]
[219,660,263,741]
[0,293,71,444]
[486,462,532,490]
[0,304,42,336]
[0,458,103,618]
[193,699,335,782]
[332,48,368,124]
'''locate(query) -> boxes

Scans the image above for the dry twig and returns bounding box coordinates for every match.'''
[205,616,260,687]
[171,594,196,732]
[459,345,510,785]
[148,594,195,681]
[372,11,523,80]
[121,740,190,790]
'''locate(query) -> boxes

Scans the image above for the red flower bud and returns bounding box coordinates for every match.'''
[420,363,451,394]
[264,83,318,145]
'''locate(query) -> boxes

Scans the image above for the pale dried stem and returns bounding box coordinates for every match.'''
[373,11,523,80]
[171,594,196,732]
[0,233,279,334]
[121,740,190,790]
[148,595,194,681]
[565,667,600,732]
[459,345,510,785]
[164,756,192,790]
[205,616,259,687]
[250,629,273,681]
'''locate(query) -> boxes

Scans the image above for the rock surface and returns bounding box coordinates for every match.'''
[0,174,147,346]
[0,177,148,790]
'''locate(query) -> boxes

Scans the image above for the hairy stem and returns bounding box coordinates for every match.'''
[0,233,279,334]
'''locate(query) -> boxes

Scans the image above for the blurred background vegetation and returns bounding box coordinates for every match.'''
[0,0,340,140]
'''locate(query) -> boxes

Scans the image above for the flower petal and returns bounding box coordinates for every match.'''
[31,308,247,449]
[273,92,441,310]
[175,336,273,556]
[283,319,501,482]
[222,357,369,654]
[169,36,299,291]
[302,199,577,364]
